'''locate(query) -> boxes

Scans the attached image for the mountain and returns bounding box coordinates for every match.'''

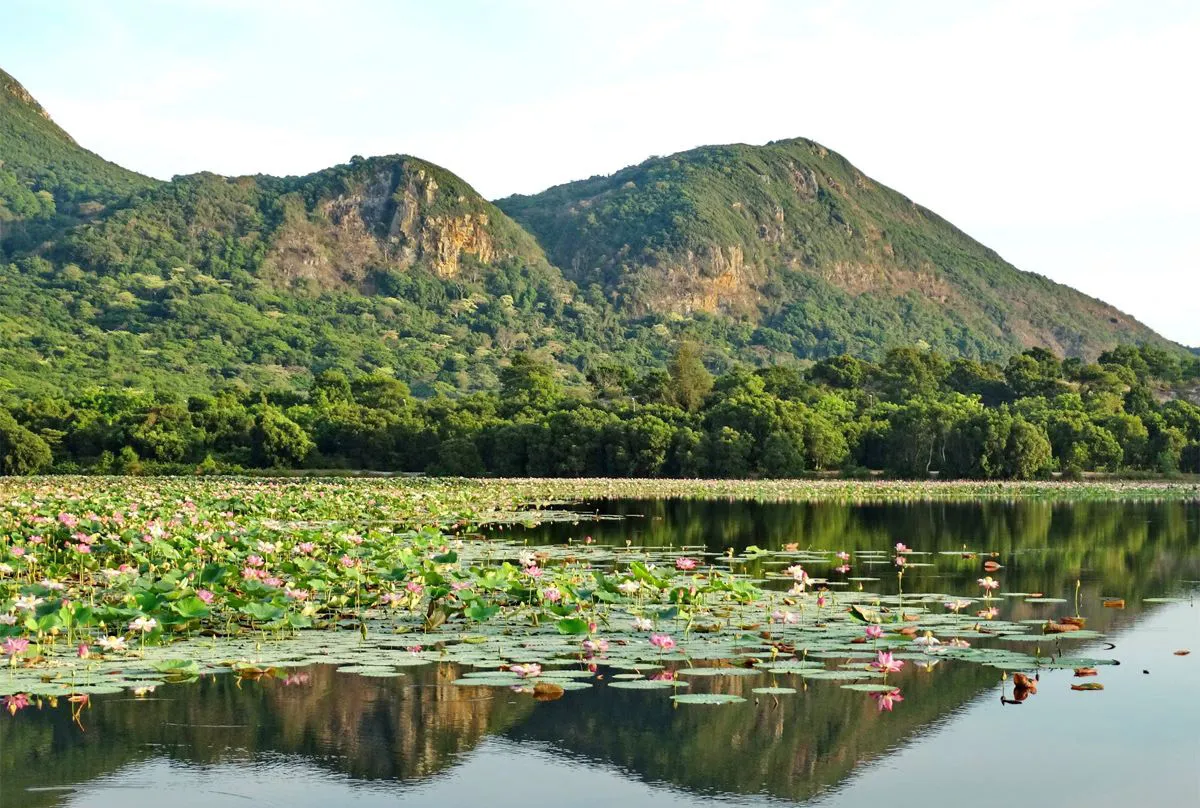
[497,138,1169,361]
[0,67,1186,396]
[0,68,155,232]
[0,152,597,395]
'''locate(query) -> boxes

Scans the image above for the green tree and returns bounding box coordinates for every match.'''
[668,341,713,412]
[0,410,52,475]
[252,406,313,467]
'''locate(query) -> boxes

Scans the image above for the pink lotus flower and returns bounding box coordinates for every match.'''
[510,662,542,678]
[582,637,609,655]
[871,688,904,712]
[894,555,906,567]
[895,543,910,553]
[74,542,91,554]
[197,589,215,604]
[2,638,29,657]
[976,606,999,619]
[836,551,850,561]
[339,555,356,568]
[284,587,309,601]
[865,625,884,640]
[871,651,904,674]
[246,555,265,568]
[405,581,424,594]
[76,642,90,659]
[297,542,316,555]
[10,547,24,557]
[4,693,30,714]
[944,599,971,612]
[649,633,676,652]
[816,594,828,607]
[129,616,157,633]
[523,564,544,579]
[542,586,562,602]
[772,609,799,624]
[835,564,851,573]
[675,557,698,571]
[977,576,1000,591]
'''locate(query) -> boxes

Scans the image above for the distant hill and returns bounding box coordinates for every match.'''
[498,138,1171,361]
[0,67,1187,396]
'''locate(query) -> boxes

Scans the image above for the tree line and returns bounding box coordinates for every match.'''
[1,342,1198,479]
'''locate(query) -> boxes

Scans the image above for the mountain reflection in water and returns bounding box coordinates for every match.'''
[3,499,1197,808]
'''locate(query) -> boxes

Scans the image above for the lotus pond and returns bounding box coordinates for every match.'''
[1,478,1197,807]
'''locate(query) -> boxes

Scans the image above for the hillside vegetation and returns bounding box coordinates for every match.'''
[0,66,1189,407]
[498,139,1168,360]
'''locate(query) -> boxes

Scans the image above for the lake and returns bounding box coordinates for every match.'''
[3,497,1198,807]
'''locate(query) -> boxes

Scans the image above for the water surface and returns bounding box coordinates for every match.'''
[4,499,1198,807]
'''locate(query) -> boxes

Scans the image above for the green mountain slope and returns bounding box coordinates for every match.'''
[0,67,1186,398]
[498,138,1170,361]
[0,68,156,231]
[0,151,615,395]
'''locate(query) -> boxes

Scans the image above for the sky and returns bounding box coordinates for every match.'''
[4,0,1198,346]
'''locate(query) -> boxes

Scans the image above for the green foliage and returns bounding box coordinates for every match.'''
[499,138,1180,362]
[0,343,1193,479]
[0,409,51,474]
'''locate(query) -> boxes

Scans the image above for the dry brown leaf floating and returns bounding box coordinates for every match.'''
[1174,650,1191,656]
[532,682,565,701]
[1071,682,1105,691]
[1044,621,1082,634]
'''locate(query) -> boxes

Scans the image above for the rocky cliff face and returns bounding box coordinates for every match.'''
[260,157,544,291]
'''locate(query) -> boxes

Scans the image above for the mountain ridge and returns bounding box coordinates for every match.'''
[496,137,1168,360]
[0,66,1187,397]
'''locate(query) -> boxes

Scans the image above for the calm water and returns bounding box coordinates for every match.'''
[4,499,1199,807]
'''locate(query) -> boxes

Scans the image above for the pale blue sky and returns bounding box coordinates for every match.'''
[4,0,1197,345]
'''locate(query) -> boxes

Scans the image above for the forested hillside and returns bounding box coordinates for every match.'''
[2,344,1197,479]
[499,139,1170,360]
[1,66,1189,403]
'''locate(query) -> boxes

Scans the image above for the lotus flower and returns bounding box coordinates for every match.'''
[871,651,904,674]
[675,557,698,571]
[129,616,157,633]
[871,688,904,712]
[97,635,127,652]
[4,693,30,714]
[510,663,542,678]
[650,633,676,652]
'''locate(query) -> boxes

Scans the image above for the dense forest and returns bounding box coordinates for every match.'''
[1,342,1197,478]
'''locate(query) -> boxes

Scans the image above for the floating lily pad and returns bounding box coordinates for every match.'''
[607,679,688,690]
[841,683,899,692]
[670,693,746,704]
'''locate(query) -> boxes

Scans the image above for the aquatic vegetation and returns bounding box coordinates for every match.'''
[0,476,1188,720]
